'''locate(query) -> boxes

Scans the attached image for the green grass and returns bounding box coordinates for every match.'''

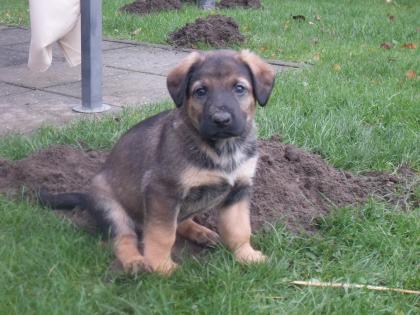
[1,196,419,314]
[1,0,419,314]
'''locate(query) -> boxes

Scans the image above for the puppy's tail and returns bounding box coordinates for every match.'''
[38,190,113,238]
[38,190,91,210]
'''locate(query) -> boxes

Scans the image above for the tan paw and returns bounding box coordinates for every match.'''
[177,220,221,247]
[193,228,221,247]
[147,259,178,276]
[121,255,148,274]
[235,246,267,264]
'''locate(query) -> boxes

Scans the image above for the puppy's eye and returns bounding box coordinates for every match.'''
[194,87,207,98]
[234,83,247,95]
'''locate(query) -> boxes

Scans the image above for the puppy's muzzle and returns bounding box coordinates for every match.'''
[212,111,232,128]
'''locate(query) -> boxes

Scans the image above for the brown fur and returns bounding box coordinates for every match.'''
[238,50,275,106]
[181,167,226,189]
[218,199,266,263]
[144,222,178,274]
[177,218,220,246]
[114,234,146,273]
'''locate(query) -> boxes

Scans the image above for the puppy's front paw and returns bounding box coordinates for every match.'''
[147,259,178,276]
[235,245,267,264]
[121,255,148,274]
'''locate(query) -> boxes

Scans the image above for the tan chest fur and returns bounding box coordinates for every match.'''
[179,156,258,218]
[181,155,258,190]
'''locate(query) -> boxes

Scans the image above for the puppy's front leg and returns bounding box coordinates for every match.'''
[143,189,179,275]
[218,199,267,263]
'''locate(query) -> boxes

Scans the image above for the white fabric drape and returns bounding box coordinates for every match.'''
[28,0,81,72]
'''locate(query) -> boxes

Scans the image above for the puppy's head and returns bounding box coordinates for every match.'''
[167,50,275,140]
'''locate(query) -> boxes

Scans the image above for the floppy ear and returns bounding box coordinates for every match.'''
[239,50,276,106]
[167,52,203,107]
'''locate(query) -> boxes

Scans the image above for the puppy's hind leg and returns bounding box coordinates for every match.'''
[177,218,221,247]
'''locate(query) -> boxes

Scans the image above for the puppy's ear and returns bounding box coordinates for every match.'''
[239,50,275,106]
[167,52,203,107]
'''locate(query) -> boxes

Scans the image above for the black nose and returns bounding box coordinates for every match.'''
[212,112,232,127]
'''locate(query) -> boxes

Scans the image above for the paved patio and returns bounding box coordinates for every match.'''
[0,25,302,135]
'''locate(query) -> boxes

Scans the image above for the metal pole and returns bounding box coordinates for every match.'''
[73,0,110,113]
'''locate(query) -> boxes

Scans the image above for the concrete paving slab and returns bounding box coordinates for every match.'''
[0,27,30,46]
[103,45,187,76]
[0,91,82,135]
[102,40,133,51]
[2,40,133,71]
[103,44,291,76]
[0,25,303,135]
[0,82,31,97]
[0,90,120,135]
[0,47,28,67]
[45,71,169,107]
[0,63,127,89]
[6,42,67,63]
[7,39,131,54]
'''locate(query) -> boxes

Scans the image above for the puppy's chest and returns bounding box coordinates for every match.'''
[179,156,258,218]
[180,183,231,218]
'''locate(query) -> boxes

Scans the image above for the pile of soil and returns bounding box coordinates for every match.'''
[0,146,106,196]
[1,139,416,235]
[218,0,261,9]
[198,139,417,232]
[167,15,245,48]
[0,146,107,234]
[120,0,182,15]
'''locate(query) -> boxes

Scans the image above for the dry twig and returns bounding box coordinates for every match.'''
[291,280,420,295]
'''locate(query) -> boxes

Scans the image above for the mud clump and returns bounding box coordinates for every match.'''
[218,0,261,9]
[120,0,182,15]
[167,15,245,48]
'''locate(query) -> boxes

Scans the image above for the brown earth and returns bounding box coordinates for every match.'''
[1,139,416,232]
[218,0,261,9]
[120,0,182,15]
[167,15,245,48]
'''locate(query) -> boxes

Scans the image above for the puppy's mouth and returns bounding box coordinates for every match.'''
[208,130,240,140]
[199,124,245,141]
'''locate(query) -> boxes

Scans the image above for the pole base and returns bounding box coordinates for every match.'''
[198,0,215,9]
[72,103,112,113]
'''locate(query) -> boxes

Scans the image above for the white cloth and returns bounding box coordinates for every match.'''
[28,0,81,72]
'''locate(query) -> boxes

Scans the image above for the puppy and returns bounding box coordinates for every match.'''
[40,50,275,274]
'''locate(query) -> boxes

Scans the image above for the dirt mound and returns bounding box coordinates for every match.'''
[218,0,261,9]
[167,15,245,48]
[195,139,416,232]
[0,145,106,196]
[120,0,182,15]
[1,139,416,234]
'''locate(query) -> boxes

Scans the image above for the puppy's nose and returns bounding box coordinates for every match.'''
[212,112,232,127]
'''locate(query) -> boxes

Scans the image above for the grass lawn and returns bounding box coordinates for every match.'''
[1,0,419,314]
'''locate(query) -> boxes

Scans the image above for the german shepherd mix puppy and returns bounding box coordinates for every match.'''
[40,50,275,275]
